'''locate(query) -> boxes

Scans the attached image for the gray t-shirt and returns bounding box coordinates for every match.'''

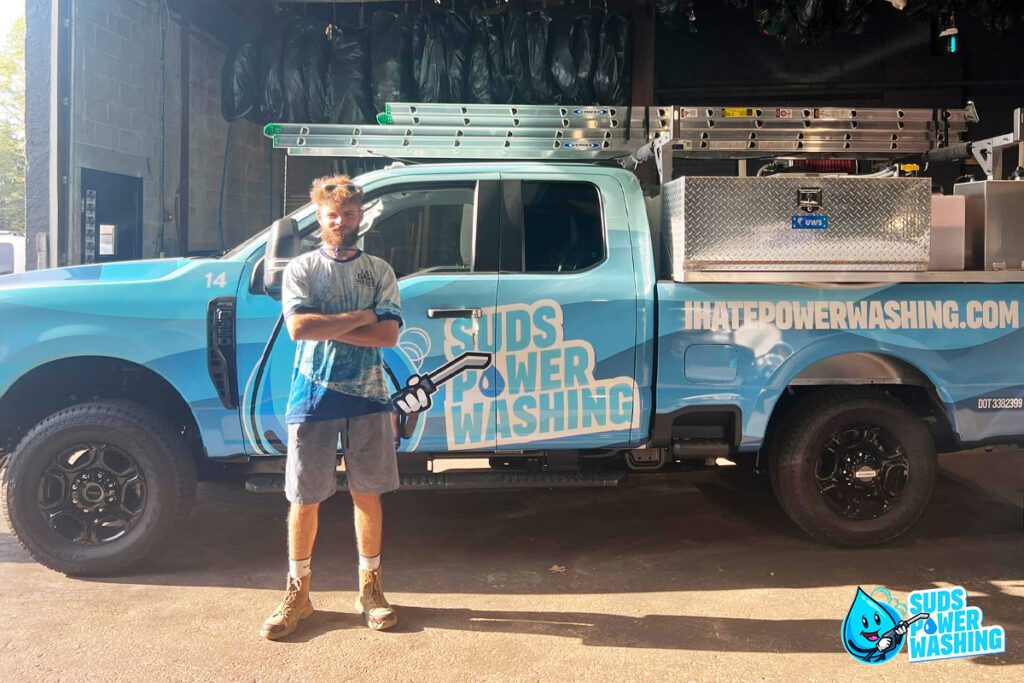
[281,248,402,423]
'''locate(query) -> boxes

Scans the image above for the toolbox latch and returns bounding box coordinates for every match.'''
[798,187,823,213]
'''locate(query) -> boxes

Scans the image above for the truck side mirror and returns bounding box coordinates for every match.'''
[263,217,299,299]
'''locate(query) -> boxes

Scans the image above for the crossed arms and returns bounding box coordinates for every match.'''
[286,310,399,348]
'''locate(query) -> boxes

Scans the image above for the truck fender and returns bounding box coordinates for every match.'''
[751,342,959,442]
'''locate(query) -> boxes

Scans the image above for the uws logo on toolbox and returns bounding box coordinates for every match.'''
[441,300,640,450]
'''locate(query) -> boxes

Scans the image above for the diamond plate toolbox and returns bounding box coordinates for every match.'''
[661,176,931,274]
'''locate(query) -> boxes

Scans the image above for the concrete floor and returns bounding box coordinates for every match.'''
[1,451,1021,681]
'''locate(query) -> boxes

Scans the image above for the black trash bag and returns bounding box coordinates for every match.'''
[504,8,534,103]
[281,19,317,122]
[221,42,260,121]
[787,0,873,42]
[468,8,493,104]
[614,14,632,105]
[791,0,864,41]
[749,0,799,43]
[655,0,697,32]
[527,11,558,104]
[970,0,1024,32]
[325,24,373,125]
[371,12,403,111]
[259,17,289,123]
[593,13,629,105]
[571,14,596,104]
[485,12,513,103]
[398,13,424,103]
[418,11,447,102]
[835,0,873,35]
[410,12,426,98]
[446,11,472,103]
[654,0,677,29]
[548,12,577,102]
[302,28,331,123]
[793,0,826,38]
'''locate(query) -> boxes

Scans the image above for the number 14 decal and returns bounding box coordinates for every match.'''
[205,272,228,288]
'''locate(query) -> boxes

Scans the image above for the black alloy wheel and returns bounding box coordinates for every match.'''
[814,425,910,521]
[3,401,196,575]
[37,442,148,545]
[770,389,936,547]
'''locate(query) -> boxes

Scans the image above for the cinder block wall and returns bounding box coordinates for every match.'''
[71,0,279,260]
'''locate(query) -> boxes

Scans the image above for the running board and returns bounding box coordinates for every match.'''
[245,470,625,493]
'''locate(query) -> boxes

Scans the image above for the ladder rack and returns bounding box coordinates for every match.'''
[264,103,977,175]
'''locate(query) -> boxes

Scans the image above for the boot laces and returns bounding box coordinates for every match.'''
[278,577,304,613]
[364,571,385,604]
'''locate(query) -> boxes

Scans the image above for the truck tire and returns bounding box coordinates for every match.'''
[769,389,936,547]
[2,401,197,575]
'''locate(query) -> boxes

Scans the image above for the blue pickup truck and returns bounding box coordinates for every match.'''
[2,161,1022,574]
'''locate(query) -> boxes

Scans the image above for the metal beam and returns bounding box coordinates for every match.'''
[178,0,190,255]
[56,0,71,266]
[630,0,655,107]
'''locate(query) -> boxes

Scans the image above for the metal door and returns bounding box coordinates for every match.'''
[492,172,641,449]
[80,168,143,263]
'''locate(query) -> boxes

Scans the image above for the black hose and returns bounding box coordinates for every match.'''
[923,142,973,164]
[218,120,234,251]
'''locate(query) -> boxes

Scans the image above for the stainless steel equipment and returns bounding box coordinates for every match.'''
[924,108,1023,180]
[954,181,1024,270]
[661,176,932,274]
[929,195,966,271]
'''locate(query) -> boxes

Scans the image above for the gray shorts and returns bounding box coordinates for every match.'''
[285,412,400,504]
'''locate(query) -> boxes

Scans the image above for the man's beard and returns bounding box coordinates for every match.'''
[323,228,360,251]
[341,229,360,248]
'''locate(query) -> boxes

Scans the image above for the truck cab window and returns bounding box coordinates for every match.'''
[359,186,475,279]
[522,182,603,273]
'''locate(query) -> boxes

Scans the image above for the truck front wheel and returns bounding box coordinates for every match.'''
[2,401,197,575]
[769,390,936,546]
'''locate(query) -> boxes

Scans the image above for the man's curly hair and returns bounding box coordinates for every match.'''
[309,174,364,207]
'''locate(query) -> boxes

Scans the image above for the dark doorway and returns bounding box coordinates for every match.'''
[80,169,143,263]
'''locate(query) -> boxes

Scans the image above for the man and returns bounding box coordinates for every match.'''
[261,175,403,640]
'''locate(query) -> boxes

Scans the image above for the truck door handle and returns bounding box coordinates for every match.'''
[428,308,483,319]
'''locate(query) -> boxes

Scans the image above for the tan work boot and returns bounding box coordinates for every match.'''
[260,574,314,640]
[355,567,398,630]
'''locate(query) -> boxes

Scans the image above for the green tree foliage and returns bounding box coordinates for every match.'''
[0,15,25,234]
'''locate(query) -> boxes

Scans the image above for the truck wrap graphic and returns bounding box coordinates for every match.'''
[437,300,640,450]
[683,298,1020,332]
[658,283,1024,450]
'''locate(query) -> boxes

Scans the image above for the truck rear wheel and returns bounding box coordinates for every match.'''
[2,401,196,575]
[769,390,936,546]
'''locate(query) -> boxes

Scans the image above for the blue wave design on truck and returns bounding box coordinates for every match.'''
[656,282,1024,449]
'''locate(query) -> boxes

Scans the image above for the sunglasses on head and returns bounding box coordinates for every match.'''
[323,183,361,194]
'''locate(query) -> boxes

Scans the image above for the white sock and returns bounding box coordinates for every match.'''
[359,554,381,571]
[289,556,312,579]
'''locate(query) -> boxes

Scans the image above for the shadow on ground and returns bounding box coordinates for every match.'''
[287,605,841,653]
[2,460,1021,661]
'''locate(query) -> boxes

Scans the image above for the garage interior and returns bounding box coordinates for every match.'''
[24,0,1024,269]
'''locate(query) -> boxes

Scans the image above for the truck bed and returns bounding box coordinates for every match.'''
[676,270,1024,284]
